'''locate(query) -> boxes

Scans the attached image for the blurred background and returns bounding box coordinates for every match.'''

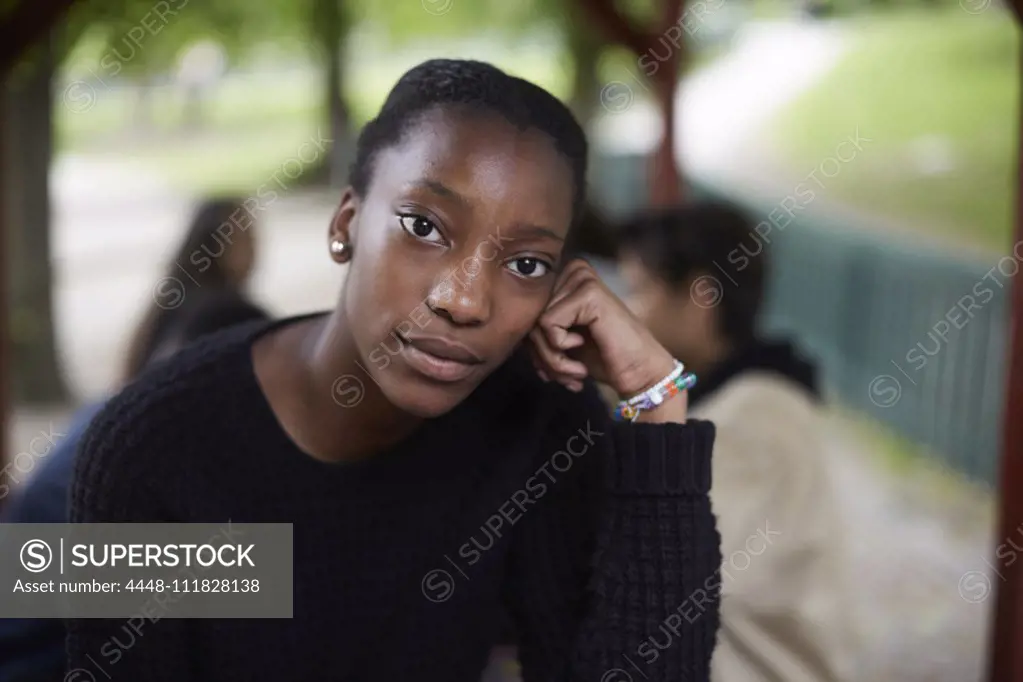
[1,0,1019,679]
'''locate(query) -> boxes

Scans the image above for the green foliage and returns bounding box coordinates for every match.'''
[59,0,306,79]
[357,0,559,44]
[617,0,662,26]
[52,0,635,86]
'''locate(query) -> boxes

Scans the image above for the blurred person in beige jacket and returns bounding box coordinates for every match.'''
[615,200,855,682]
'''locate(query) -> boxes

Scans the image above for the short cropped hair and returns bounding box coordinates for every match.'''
[619,200,767,344]
[350,59,588,222]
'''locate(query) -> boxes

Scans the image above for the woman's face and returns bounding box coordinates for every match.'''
[333,108,575,417]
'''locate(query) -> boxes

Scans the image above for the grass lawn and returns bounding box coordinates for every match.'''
[767,7,1018,252]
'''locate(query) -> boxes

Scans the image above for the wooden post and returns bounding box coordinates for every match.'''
[577,0,685,206]
[0,78,7,512]
[648,0,684,206]
[988,2,1023,679]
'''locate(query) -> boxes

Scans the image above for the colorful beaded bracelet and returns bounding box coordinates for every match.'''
[623,360,685,406]
[613,363,698,422]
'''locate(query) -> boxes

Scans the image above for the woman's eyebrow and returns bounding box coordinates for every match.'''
[408,180,564,242]
[411,179,469,207]
[506,223,565,243]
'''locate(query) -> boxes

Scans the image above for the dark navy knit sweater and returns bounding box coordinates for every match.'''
[67,316,721,681]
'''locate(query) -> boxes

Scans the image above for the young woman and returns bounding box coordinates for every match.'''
[121,196,260,382]
[68,59,721,682]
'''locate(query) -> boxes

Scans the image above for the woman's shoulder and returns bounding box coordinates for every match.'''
[84,320,271,458]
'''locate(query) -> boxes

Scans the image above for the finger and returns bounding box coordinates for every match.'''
[530,327,588,379]
[559,331,586,349]
[525,339,550,382]
[539,298,587,350]
[539,282,601,350]
[553,257,591,286]
[549,259,592,300]
[529,328,588,381]
[549,261,599,309]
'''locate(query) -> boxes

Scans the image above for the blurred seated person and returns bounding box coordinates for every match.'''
[616,200,854,682]
[2,193,264,526]
[0,285,269,682]
[122,195,260,383]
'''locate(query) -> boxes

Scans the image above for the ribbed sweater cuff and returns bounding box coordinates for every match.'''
[605,419,715,496]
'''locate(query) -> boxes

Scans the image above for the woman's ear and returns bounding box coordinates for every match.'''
[328,188,359,263]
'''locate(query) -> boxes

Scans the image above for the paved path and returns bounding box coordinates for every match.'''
[824,415,992,682]
[591,20,847,178]
[677,21,848,181]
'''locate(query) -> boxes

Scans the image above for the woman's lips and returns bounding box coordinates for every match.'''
[399,334,483,383]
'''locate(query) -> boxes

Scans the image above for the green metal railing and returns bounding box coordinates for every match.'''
[590,152,1007,486]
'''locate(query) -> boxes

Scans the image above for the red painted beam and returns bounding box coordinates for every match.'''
[987,11,1023,681]
[0,80,6,513]
[579,0,652,57]
[576,0,685,205]
[648,0,684,206]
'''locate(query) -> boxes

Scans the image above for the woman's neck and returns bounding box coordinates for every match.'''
[264,310,424,464]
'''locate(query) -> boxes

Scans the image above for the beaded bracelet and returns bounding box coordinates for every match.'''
[624,360,686,406]
[613,361,698,422]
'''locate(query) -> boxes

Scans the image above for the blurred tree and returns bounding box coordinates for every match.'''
[1,0,280,404]
[312,0,352,187]
[3,37,68,404]
[286,0,356,188]
[566,12,604,124]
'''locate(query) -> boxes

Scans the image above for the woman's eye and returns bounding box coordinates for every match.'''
[398,214,443,244]
[506,257,550,279]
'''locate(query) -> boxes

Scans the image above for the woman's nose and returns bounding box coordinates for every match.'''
[426,257,492,326]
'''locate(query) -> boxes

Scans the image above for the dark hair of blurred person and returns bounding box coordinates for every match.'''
[617,200,787,391]
[0,294,270,682]
[562,201,617,260]
[66,58,721,682]
[145,291,270,367]
[121,196,258,382]
[618,200,855,682]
